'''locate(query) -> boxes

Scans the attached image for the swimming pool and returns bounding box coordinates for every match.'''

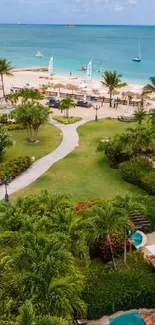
[130,232,143,247]
[110,312,145,325]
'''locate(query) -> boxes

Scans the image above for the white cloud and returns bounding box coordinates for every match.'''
[114,4,125,12]
[128,0,137,4]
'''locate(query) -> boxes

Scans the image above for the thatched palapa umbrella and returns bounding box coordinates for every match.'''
[66,83,78,94]
[54,83,66,91]
[124,91,136,97]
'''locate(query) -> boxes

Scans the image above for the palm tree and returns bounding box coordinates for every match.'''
[0,58,13,98]
[149,109,155,126]
[60,98,75,119]
[133,108,147,125]
[143,77,155,95]
[90,203,127,270]
[18,88,43,103]
[13,102,49,142]
[114,195,146,264]
[101,70,127,107]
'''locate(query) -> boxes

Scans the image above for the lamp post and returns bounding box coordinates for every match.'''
[0,176,11,203]
[94,105,100,121]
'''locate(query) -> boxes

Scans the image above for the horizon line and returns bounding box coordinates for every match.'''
[0,23,155,27]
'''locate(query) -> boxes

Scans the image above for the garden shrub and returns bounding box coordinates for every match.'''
[83,252,155,320]
[119,157,152,187]
[0,113,8,124]
[141,172,155,195]
[0,156,32,182]
[6,123,23,130]
[53,116,82,124]
[96,229,124,262]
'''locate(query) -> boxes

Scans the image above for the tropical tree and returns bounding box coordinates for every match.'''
[133,108,147,125]
[60,98,76,119]
[101,71,127,107]
[143,77,155,95]
[12,102,49,142]
[0,125,13,160]
[149,108,155,126]
[17,88,44,103]
[6,92,19,107]
[0,58,13,98]
[114,195,146,263]
[89,203,128,270]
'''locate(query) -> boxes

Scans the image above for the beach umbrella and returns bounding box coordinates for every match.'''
[124,91,135,97]
[136,93,150,100]
[66,83,78,94]
[54,83,66,91]
[112,90,120,95]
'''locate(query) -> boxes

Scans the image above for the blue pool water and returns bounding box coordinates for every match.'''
[110,312,145,325]
[131,232,143,247]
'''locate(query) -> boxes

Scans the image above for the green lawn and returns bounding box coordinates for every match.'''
[11,119,146,201]
[3,124,61,162]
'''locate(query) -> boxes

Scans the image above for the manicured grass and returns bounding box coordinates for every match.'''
[11,119,146,201]
[3,124,61,162]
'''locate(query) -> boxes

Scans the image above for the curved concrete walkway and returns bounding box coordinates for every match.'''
[0,109,129,199]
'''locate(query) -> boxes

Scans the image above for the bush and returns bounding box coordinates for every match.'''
[6,123,23,130]
[119,157,152,187]
[0,156,32,182]
[0,113,8,124]
[141,172,155,195]
[83,252,155,319]
[53,116,82,124]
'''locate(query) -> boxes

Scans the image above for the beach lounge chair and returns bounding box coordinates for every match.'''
[73,319,88,325]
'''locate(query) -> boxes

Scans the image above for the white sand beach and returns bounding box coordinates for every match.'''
[2,69,144,95]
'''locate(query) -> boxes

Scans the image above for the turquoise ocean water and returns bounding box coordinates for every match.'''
[0,24,155,84]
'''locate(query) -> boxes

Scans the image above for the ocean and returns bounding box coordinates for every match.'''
[0,24,155,84]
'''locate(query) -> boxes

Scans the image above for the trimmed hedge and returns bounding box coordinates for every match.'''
[119,157,155,195]
[53,116,82,124]
[83,252,155,320]
[0,156,32,182]
[119,157,152,187]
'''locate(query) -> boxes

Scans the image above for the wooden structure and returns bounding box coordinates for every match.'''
[128,213,151,230]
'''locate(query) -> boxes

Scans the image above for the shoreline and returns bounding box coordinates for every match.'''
[11,66,146,88]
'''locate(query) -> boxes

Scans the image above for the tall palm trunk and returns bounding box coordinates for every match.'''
[124,227,127,264]
[1,73,5,98]
[109,90,112,107]
[66,108,69,119]
[107,234,117,270]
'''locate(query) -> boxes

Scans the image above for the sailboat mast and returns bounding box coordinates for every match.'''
[138,40,141,60]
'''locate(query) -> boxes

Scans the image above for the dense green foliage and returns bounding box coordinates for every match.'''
[83,252,155,320]
[0,156,32,181]
[1,192,155,323]
[12,102,49,142]
[6,124,23,131]
[119,157,152,187]
[98,126,155,166]
[53,116,82,124]
[0,126,13,160]
[119,157,155,195]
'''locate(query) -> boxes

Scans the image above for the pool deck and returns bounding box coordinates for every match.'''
[84,309,155,325]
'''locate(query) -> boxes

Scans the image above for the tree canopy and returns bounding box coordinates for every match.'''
[12,102,49,142]
[101,71,127,107]
[0,58,13,98]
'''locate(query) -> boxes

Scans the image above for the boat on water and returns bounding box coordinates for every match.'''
[36,51,43,58]
[48,57,54,75]
[65,24,75,28]
[132,40,141,62]
[78,66,87,71]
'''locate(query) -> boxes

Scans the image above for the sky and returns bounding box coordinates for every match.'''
[0,0,155,25]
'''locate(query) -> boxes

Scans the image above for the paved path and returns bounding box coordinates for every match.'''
[0,110,129,199]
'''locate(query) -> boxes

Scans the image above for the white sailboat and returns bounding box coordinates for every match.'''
[86,59,93,80]
[132,40,141,62]
[48,57,54,75]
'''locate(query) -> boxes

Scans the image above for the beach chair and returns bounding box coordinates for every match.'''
[73,319,88,325]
